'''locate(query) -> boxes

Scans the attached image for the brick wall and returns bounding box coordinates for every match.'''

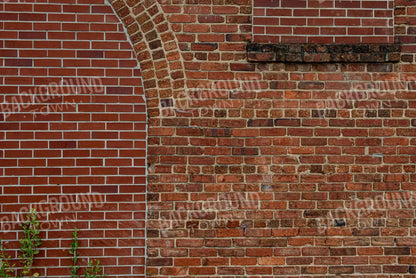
[253,0,395,43]
[147,0,416,277]
[0,0,146,276]
[2,0,416,277]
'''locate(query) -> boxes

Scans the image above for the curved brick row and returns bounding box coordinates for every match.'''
[109,0,185,118]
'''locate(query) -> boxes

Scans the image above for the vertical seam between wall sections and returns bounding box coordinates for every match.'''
[106,0,148,276]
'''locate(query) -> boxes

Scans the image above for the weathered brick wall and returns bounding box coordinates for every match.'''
[0,0,146,276]
[147,0,416,277]
[2,0,416,277]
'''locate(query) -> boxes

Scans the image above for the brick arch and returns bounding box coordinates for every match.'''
[105,1,188,276]
[108,0,186,118]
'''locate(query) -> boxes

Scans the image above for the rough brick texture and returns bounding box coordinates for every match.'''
[253,0,395,43]
[3,0,416,277]
[247,43,401,62]
[147,0,416,277]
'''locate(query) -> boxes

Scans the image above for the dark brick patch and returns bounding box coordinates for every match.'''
[247,43,401,63]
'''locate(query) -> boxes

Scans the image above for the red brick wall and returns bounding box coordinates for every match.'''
[147,0,416,277]
[253,0,395,43]
[0,0,146,276]
[3,0,416,277]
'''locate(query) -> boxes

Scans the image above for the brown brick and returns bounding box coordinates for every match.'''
[329,266,354,274]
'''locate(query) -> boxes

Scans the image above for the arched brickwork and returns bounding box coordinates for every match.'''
[104,4,188,275]
[108,0,186,118]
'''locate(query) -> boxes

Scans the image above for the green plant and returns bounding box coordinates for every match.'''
[0,242,14,278]
[19,209,41,277]
[84,260,103,278]
[0,209,41,278]
[69,228,105,278]
[1,213,106,278]
[69,227,80,278]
